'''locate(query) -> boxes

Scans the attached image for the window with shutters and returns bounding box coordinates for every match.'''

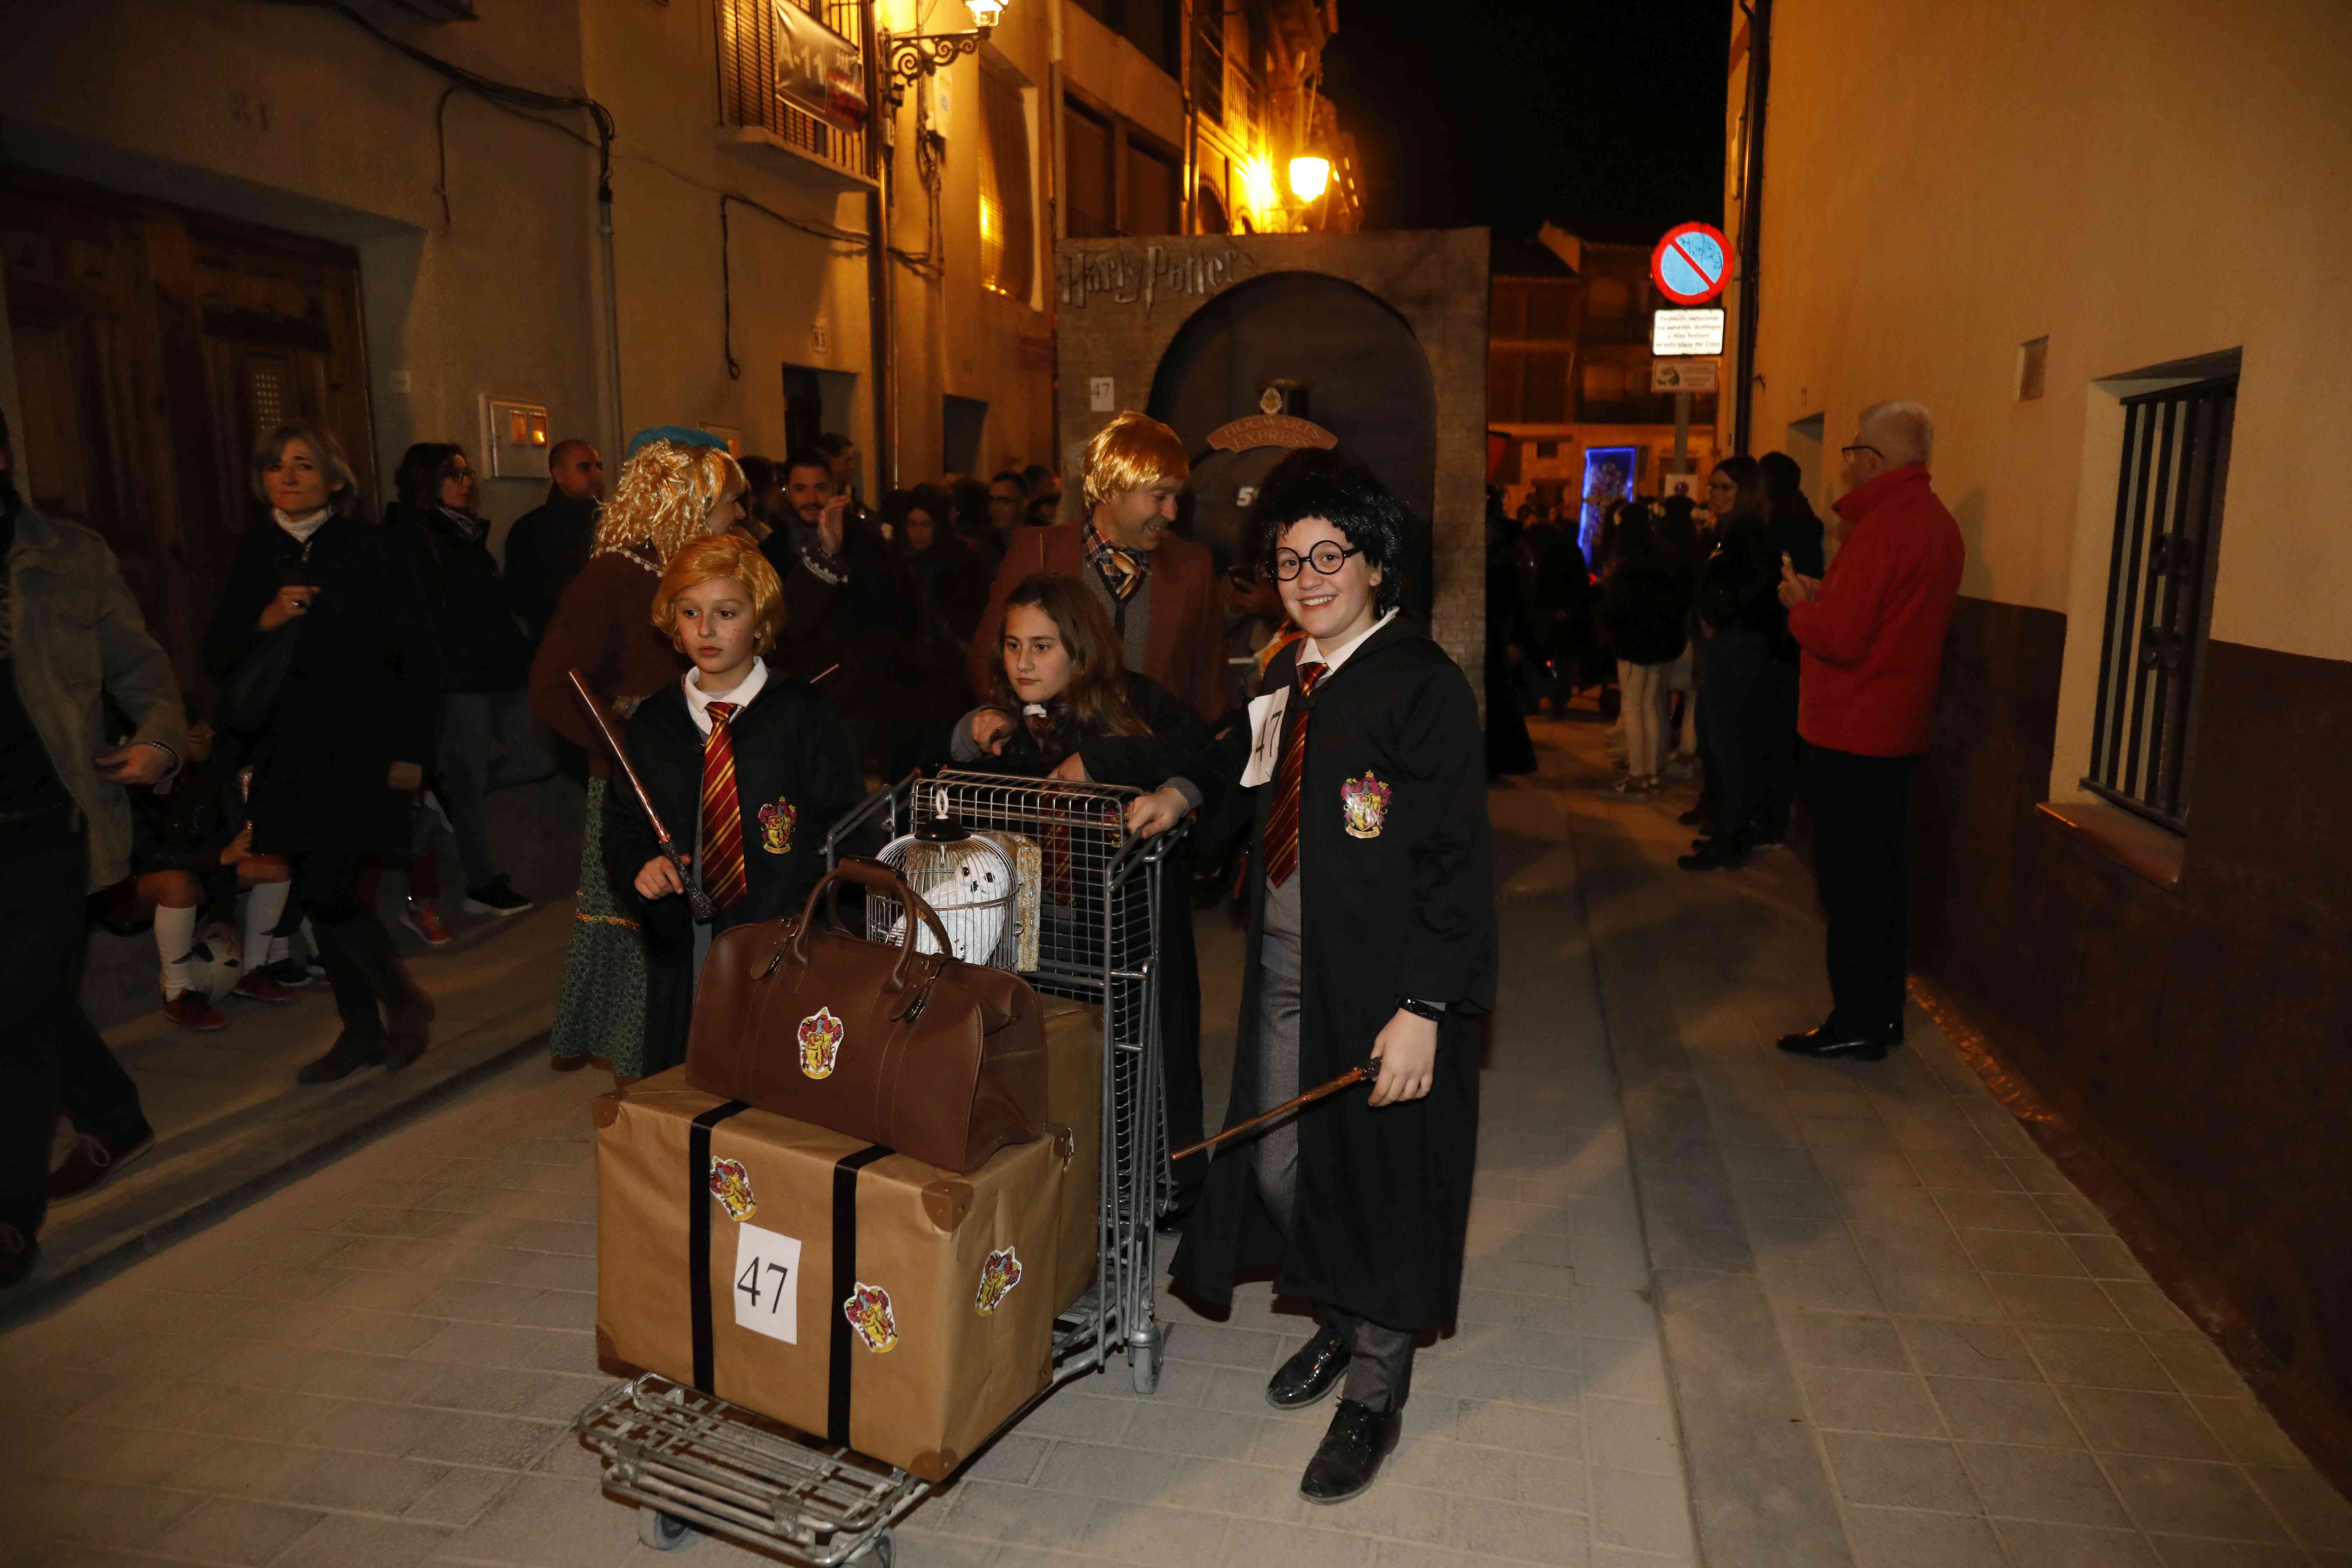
[1125,139,1179,237]
[1191,2,1225,124]
[976,66,1034,301]
[1063,100,1114,238]
[1522,355,1568,424]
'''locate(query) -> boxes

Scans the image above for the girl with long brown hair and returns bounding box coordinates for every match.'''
[947,573,1216,1217]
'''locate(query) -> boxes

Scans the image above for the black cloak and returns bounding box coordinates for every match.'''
[602,664,864,1077]
[1171,618,1495,1332]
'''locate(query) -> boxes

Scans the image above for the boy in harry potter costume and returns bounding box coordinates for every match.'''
[1158,468,1496,1503]
[604,534,863,1079]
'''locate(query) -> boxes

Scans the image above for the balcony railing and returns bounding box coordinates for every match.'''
[716,0,874,184]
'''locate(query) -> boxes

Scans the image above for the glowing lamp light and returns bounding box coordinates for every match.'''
[1288,156,1331,202]
[966,0,1004,24]
[1241,158,1278,213]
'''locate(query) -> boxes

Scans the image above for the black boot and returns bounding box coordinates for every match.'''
[1677,834,1749,871]
[1300,1399,1401,1504]
[1266,1322,1351,1411]
[296,1025,387,1085]
[318,912,433,1071]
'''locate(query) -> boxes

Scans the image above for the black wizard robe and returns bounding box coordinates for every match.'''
[602,664,864,1077]
[1170,617,1496,1332]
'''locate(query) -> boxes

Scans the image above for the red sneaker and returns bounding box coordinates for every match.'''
[398,900,454,947]
[232,970,296,1004]
[162,991,229,1031]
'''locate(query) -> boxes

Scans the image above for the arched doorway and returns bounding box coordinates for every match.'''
[1146,271,1436,610]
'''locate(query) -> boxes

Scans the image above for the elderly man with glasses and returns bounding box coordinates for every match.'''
[1773,401,1965,1062]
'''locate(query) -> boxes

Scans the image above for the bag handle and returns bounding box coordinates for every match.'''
[779,856,957,1000]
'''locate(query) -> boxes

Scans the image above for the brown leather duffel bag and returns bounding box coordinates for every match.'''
[686,858,1049,1174]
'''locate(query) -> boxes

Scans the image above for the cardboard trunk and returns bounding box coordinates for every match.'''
[595,1071,1078,1482]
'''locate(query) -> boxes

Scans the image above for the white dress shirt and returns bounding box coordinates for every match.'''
[684,658,769,737]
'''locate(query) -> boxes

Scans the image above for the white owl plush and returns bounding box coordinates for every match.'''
[876,830,1012,964]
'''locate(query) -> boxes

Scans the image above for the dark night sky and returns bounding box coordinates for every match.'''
[1320,0,1729,245]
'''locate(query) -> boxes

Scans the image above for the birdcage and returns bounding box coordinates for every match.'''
[866,806,1020,967]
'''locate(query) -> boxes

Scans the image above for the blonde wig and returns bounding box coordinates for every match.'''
[1078,411,1189,510]
[652,533,785,655]
[593,439,747,567]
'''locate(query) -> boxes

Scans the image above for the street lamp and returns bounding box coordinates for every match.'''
[1288,156,1330,202]
[880,0,1009,109]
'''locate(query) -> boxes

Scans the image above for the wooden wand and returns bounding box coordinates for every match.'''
[566,668,718,923]
[1169,1059,1379,1163]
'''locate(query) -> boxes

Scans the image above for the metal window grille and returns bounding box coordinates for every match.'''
[2083,377,2235,832]
[715,0,871,180]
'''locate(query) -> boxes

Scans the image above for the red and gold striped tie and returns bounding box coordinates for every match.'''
[1261,660,1327,890]
[699,700,749,909]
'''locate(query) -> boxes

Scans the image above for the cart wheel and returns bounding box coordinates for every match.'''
[848,1531,895,1566]
[1129,1339,1162,1395]
[638,1507,697,1551]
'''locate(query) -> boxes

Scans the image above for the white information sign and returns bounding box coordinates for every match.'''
[1651,358,1720,393]
[731,1223,804,1344]
[1651,309,1727,357]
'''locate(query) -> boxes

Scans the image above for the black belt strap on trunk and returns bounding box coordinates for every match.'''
[827,1142,893,1442]
[687,1100,751,1393]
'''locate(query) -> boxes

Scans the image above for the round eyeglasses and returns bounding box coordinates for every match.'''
[1269,542,1364,581]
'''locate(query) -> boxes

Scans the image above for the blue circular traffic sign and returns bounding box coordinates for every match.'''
[1651,223,1729,306]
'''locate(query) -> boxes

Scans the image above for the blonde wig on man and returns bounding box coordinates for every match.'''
[1078,410,1190,511]
[593,439,747,567]
[651,533,785,655]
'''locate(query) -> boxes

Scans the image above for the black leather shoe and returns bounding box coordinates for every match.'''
[1266,1323,1351,1410]
[1677,836,1748,871]
[296,1027,387,1085]
[1776,1020,1902,1062]
[1300,1398,1401,1504]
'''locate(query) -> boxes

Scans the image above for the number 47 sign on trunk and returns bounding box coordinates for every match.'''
[733,1224,804,1343]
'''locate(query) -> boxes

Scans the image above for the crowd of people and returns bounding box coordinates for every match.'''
[5,388,1960,1513]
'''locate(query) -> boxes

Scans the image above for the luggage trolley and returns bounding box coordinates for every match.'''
[575,770,1180,1562]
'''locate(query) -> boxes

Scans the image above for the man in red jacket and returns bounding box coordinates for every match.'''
[1775,401,1964,1060]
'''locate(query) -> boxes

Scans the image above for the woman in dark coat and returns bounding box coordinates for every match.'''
[203,424,440,1083]
[1168,468,1494,1504]
[1600,506,1693,796]
[1684,455,1782,869]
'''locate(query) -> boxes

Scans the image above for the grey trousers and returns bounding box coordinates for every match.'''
[1253,875,1416,1413]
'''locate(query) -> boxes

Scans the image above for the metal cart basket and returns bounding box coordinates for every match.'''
[576,770,1180,1562]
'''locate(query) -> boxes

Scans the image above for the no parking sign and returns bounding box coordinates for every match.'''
[1650,222,1729,306]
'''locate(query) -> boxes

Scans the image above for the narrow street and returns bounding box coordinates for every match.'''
[2,714,2343,1568]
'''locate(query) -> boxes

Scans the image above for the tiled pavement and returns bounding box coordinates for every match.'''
[1,714,2342,1567]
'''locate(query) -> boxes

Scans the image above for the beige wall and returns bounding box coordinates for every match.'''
[1727,0,2352,665]
[0,0,1059,533]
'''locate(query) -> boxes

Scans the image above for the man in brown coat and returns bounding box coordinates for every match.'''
[966,412,1227,721]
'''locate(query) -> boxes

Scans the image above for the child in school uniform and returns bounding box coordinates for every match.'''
[603,533,863,1080]
[1163,466,1496,1504]
[946,573,1213,1212]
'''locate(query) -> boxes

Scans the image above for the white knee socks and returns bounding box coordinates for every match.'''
[154,904,199,998]
[241,881,292,981]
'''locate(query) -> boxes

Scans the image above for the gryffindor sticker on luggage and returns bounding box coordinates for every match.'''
[797,1006,845,1079]
[843,1281,898,1352]
[707,1156,757,1221]
[974,1245,1023,1316]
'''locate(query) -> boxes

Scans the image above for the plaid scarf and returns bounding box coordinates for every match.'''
[1080,523,1151,602]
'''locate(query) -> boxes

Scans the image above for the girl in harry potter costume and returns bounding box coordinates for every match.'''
[944,573,1213,1211]
[1164,467,1496,1505]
